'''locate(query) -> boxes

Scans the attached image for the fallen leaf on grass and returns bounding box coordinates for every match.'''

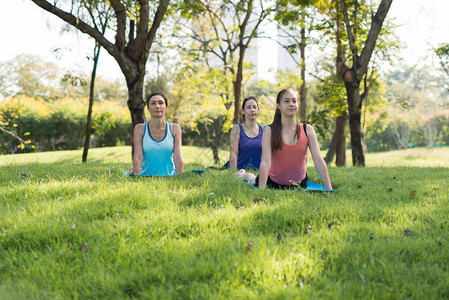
[328,221,340,229]
[404,229,413,236]
[246,242,253,252]
[307,225,312,234]
[410,190,417,196]
[277,234,282,244]
[253,198,265,204]
[81,242,90,252]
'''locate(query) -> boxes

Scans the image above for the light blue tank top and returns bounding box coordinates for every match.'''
[140,121,175,176]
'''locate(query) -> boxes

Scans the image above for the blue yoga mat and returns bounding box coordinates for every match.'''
[122,169,204,177]
[244,179,335,192]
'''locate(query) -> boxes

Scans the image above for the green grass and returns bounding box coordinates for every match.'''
[1,146,449,299]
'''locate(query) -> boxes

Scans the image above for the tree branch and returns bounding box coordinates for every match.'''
[145,0,169,54]
[0,126,26,144]
[109,0,127,50]
[358,0,393,80]
[31,0,116,55]
[340,0,357,55]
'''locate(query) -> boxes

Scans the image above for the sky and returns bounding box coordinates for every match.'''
[1,0,449,82]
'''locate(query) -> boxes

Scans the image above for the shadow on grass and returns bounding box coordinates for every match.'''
[1,165,449,298]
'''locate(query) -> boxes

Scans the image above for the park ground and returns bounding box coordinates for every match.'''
[0,146,448,299]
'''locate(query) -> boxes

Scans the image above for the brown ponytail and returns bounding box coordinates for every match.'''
[270,88,301,151]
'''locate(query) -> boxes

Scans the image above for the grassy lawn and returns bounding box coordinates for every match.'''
[1,146,448,299]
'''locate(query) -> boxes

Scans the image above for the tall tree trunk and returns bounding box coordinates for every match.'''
[324,131,337,165]
[212,144,220,164]
[127,79,146,127]
[335,111,347,167]
[82,43,101,163]
[30,0,169,157]
[299,9,307,122]
[126,74,146,158]
[337,0,392,167]
[233,43,247,124]
[345,81,365,166]
[233,74,242,124]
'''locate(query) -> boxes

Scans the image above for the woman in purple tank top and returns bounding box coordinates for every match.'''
[228,97,263,170]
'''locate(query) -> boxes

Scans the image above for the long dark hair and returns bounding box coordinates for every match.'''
[271,88,300,151]
[241,96,258,122]
[146,92,168,109]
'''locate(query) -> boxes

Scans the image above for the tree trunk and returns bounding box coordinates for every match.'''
[126,74,146,158]
[127,80,146,127]
[82,43,101,163]
[335,111,347,167]
[233,44,246,124]
[337,0,392,167]
[30,0,169,157]
[212,144,220,164]
[299,10,307,122]
[324,131,337,165]
[345,81,365,166]
[233,79,242,124]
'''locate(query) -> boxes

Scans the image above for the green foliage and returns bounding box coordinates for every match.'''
[315,74,347,116]
[363,66,449,152]
[434,43,449,92]
[0,55,60,100]
[0,54,127,103]
[1,146,449,298]
[0,96,131,154]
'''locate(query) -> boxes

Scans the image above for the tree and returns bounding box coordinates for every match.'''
[173,57,235,163]
[336,0,393,166]
[315,73,347,166]
[178,0,274,124]
[79,1,112,163]
[31,0,169,150]
[0,54,60,100]
[434,43,449,93]
[274,2,324,122]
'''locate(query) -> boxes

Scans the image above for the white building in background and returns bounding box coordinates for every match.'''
[246,21,300,83]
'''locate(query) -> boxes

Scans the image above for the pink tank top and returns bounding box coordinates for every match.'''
[269,124,309,185]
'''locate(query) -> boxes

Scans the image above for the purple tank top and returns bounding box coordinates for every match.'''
[236,124,263,170]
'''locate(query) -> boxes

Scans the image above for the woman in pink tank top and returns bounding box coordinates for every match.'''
[235,88,332,190]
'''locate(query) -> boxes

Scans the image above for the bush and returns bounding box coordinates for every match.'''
[0,95,131,154]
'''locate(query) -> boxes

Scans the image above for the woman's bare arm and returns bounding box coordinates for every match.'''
[132,124,144,175]
[173,123,184,174]
[229,124,240,169]
[257,126,272,189]
[307,124,332,190]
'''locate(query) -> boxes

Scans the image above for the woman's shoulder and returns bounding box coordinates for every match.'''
[133,122,145,133]
[303,123,317,139]
[170,122,182,133]
[231,124,241,133]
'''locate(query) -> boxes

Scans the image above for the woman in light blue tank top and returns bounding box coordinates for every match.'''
[131,93,184,176]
